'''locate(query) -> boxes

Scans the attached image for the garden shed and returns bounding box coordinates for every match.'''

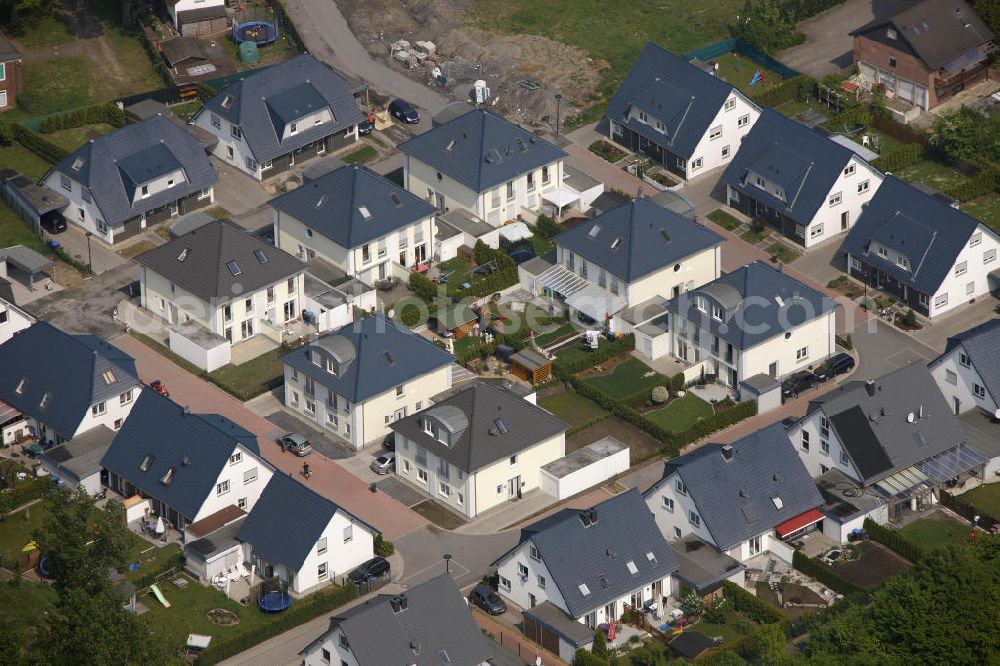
[509,348,552,385]
[739,373,781,414]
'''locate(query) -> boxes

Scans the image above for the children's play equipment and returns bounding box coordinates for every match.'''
[258,589,293,612]
[150,583,171,608]
[233,21,279,46]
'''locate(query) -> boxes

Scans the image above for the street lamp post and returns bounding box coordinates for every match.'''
[555,93,563,136]
[443,553,452,574]
[85,231,93,273]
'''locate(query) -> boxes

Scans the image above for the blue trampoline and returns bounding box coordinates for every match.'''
[233,21,279,46]
[258,589,293,612]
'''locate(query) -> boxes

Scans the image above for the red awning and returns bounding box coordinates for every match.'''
[774,508,824,538]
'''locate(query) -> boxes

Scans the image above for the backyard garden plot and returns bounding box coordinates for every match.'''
[711,52,784,95]
[894,160,970,193]
[582,357,666,400]
[897,511,974,552]
[566,417,662,459]
[955,483,1000,521]
[644,393,714,433]
[825,541,911,590]
[961,194,1000,235]
[538,390,608,430]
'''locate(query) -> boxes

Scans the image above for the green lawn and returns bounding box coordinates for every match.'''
[43,123,116,152]
[8,13,75,49]
[208,348,285,400]
[961,193,1000,235]
[473,0,744,126]
[740,226,771,245]
[774,99,829,121]
[18,57,102,115]
[534,322,577,348]
[585,357,665,396]
[767,242,800,264]
[0,142,53,180]
[218,27,300,70]
[898,514,972,551]
[538,390,608,428]
[645,392,713,432]
[87,0,167,95]
[712,52,783,95]
[0,503,48,567]
[342,144,378,165]
[895,159,969,193]
[532,234,555,256]
[0,199,48,254]
[0,581,58,649]
[170,101,203,121]
[707,209,742,231]
[957,484,1000,520]
[555,337,621,367]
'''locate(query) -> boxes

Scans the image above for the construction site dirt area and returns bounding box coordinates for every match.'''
[337,0,604,125]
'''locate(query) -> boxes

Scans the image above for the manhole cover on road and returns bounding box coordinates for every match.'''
[264,411,352,460]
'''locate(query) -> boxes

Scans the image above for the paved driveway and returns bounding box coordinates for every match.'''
[265,411,353,460]
[24,263,136,338]
[778,0,906,78]
[395,525,519,590]
[112,335,427,540]
[849,317,937,380]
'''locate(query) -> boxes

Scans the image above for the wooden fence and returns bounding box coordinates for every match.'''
[473,609,565,666]
[939,490,999,532]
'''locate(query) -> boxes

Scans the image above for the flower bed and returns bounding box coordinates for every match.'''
[588,140,628,163]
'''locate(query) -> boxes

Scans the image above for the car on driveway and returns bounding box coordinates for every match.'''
[812,352,856,382]
[388,99,420,124]
[469,586,507,615]
[370,454,395,475]
[41,215,67,234]
[358,118,373,135]
[782,371,818,402]
[277,433,313,456]
[347,556,390,584]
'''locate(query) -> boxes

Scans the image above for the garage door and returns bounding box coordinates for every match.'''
[637,332,652,358]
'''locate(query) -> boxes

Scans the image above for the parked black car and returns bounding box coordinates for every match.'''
[782,371,817,401]
[347,556,391,584]
[41,215,67,234]
[812,353,856,382]
[388,99,420,124]
[469,585,507,615]
[358,118,373,135]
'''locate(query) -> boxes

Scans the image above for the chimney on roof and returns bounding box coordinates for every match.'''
[722,444,734,461]
[865,379,876,397]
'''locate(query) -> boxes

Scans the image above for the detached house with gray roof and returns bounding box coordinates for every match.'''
[282,315,454,450]
[192,54,365,181]
[135,218,305,347]
[237,471,376,595]
[43,115,217,244]
[663,260,837,388]
[301,574,497,666]
[538,197,722,327]
[644,423,824,564]
[0,321,142,447]
[399,108,567,225]
[606,42,761,181]
[722,109,882,249]
[931,319,1000,422]
[841,176,1000,318]
[390,381,567,519]
[102,390,274,531]
[270,164,437,285]
[493,489,679,632]
[787,363,988,524]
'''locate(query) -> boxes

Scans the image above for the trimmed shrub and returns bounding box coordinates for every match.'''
[651,386,669,404]
[8,476,55,509]
[835,333,853,351]
[13,124,69,164]
[823,106,872,133]
[943,163,1000,201]
[670,373,685,393]
[0,123,13,146]
[533,214,563,240]
[792,549,865,596]
[864,518,923,562]
[39,103,126,133]
[722,580,784,624]
[750,75,815,107]
[374,535,394,557]
[553,334,635,374]
[872,143,925,172]
[409,271,440,303]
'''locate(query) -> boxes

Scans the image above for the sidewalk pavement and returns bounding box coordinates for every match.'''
[53,224,128,274]
[112,335,427,540]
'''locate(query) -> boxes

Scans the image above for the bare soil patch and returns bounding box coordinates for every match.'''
[566,416,662,460]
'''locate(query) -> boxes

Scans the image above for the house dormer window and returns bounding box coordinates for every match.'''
[754,176,765,188]
[289,122,298,134]
[711,304,723,321]
[655,120,665,133]
[60,175,72,192]
[637,110,648,124]
[231,125,242,140]
[141,185,149,198]
[896,256,908,269]
[876,246,888,258]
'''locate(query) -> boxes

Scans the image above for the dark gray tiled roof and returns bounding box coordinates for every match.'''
[195,54,365,162]
[665,260,837,350]
[237,471,374,572]
[808,363,967,484]
[101,392,261,521]
[135,218,304,303]
[721,109,858,226]
[304,574,494,666]
[398,109,566,192]
[850,0,993,70]
[0,322,140,438]
[390,381,566,473]
[605,42,745,159]
[48,115,217,227]
[555,197,722,282]
[269,164,435,249]
[940,319,1000,407]
[669,535,745,593]
[840,176,985,295]
[501,489,678,619]
[282,316,453,403]
[652,423,823,551]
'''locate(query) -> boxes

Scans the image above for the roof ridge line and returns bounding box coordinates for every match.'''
[476,110,489,192]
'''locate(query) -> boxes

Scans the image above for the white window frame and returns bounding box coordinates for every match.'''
[216,480,230,496]
[724,98,736,111]
[244,467,258,485]
[857,180,870,194]
[709,125,722,141]
[737,114,750,127]
[828,192,842,207]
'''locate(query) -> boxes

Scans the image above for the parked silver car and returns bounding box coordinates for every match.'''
[277,433,313,457]
[370,454,395,475]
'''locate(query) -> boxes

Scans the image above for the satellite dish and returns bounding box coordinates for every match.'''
[994,408,1000,420]
[907,412,914,423]
[387,308,395,318]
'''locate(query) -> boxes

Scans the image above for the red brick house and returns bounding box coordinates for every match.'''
[850,0,995,111]
[0,29,22,112]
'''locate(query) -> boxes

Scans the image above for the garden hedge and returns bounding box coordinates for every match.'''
[8,476,54,510]
[194,584,357,664]
[872,143,925,172]
[552,334,635,374]
[750,75,815,107]
[943,164,1000,202]
[39,103,126,133]
[780,0,848,20]
[13,124,69,164]
[792,549,865,597]
[722,580,784,625]
[864,518,924,563]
